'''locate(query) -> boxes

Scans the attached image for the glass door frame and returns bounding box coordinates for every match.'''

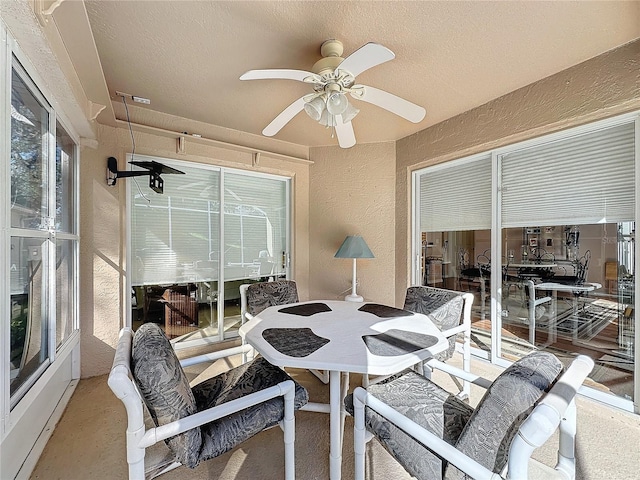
[125,156,292,346]
[411,112,640,413]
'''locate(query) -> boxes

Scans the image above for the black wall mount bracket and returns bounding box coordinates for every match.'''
[106,156,184,194]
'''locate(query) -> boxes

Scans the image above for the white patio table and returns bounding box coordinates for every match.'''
[239,300,448,480]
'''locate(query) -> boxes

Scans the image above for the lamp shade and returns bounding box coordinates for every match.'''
[334,235,375,259]
[304,96,325,121]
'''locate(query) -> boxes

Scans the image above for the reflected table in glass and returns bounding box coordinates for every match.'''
[535,282,602,343]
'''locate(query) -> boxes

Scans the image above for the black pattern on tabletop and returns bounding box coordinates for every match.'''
[359,303,414,318]
[362,329,438,356]
[262,327,330,357]
[278,302,332,316]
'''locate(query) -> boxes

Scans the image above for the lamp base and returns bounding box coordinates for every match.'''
[344,294,364,303]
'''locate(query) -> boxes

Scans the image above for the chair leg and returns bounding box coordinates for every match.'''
[555,399,577,479]
[126,427,146,480]
[282,383,296,480]
[340,372,350,448]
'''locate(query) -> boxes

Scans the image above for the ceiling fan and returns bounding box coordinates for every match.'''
[240,39,426,148]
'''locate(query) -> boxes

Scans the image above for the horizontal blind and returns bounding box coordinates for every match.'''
[419,154,492,232]
[131,159,220,285]
[501,121,635,227]
[223,172,287,281]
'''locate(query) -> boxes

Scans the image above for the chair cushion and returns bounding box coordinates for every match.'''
[403,287,464,361]
[246,280,299,316]
[345,370,474,480]
[445,351,563,479]
[193,356,308,461]
[131,323,202,468]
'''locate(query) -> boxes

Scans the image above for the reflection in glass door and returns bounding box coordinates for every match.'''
[413,153,492,358]
[221,172,288,339]
[500,223,635,402]
[129,155,290,344]
[413,114,637,410]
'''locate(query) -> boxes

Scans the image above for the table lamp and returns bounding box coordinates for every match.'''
[334,235,375,302]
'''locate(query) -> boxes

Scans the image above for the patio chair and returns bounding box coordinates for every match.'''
[240,280,329,383]
[240,280,300,322]
[108,323,308,480]
[349,351,594,480]
[392,286,474,399]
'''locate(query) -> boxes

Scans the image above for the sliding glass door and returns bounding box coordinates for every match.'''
[498,120,635,405]
[129,154,290,343]
[413,154,493,357]
[413,113,638,411]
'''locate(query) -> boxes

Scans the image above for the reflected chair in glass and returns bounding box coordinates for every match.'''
[108,323,308,479]
[458,248,488,320]
[522,280,553,345]
[548,250,593,318]
[349,351,594,480]
[552,250,591,286]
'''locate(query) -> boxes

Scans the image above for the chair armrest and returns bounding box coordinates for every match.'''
[533,296,552,307]
[517,355,594,446]
[439,323,468,339]
[139,379,296,449]
[353,387,502,480]
[179,344,253,368]
[425,358,493,390]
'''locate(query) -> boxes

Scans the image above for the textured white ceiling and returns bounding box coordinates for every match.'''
[84,1,640,148]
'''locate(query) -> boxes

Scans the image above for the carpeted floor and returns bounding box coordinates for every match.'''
[30,350,640,480]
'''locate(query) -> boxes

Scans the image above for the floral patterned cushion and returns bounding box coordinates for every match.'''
[445,351,563,479]
[132,323,309,469]
[345,370,474,480]
[131,323,202,468]
[194,356,308,461]
[403,286,464,361]
[349,351,563,480]
[246,280,299,316]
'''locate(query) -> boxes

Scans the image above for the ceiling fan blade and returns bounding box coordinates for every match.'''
[337,43,395,77]
[335,116,356,148]
[352,85,426,123]
[240,69,319,83]
[262,97,306,137]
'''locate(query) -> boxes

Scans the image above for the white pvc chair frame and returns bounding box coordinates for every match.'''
[353,354,594,480]
[108,327,297,480]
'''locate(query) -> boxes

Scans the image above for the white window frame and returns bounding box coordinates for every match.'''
[1,24,80,445]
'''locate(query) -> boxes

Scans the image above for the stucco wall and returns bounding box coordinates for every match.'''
[395,39,640,306]
[80,123,311,378]
[308,142,396,306]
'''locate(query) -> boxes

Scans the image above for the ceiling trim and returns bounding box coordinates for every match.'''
[115,119,313,165]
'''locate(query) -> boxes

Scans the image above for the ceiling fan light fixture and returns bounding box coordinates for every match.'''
[303,96,325,121]
[342,103,360,123]
[326,91,348,115]
[319,109,336,128]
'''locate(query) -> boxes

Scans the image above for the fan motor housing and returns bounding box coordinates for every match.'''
[312,39,345,75]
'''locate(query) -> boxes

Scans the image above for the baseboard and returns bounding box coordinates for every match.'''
[14,379,79,480]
